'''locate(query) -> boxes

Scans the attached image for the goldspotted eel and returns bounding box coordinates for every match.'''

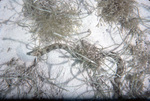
[26,42,124,74]
[26,41,104,67]
[27,42,124,95]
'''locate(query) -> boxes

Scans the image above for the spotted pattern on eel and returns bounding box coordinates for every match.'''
[27,43,70,56]
[27,40,124,74]
[27,40,125,97]
[27,40,106,68]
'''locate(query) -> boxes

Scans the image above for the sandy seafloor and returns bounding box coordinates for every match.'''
[0,0,150,99]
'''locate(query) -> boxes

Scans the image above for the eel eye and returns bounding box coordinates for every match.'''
[46,48,50,52]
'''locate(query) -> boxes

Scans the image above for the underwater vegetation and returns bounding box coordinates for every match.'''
[23,0,81,43]
[0,0,149,99]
